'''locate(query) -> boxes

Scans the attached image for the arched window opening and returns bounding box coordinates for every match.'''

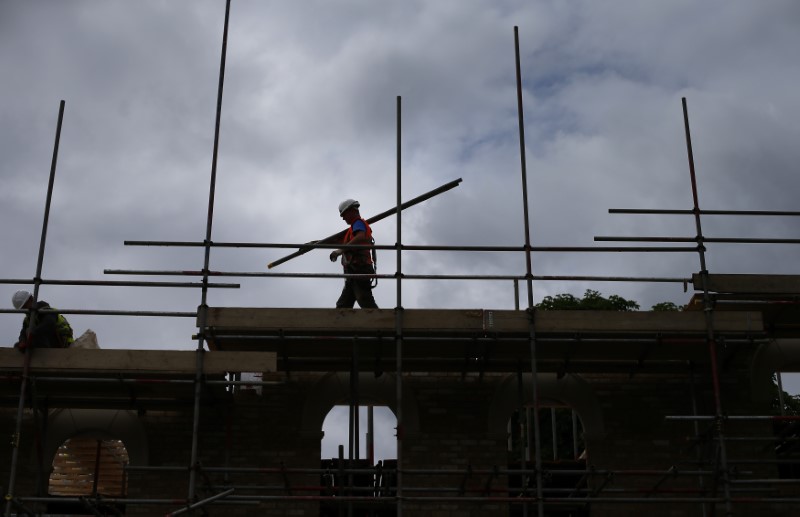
[49,437,129,497]
[320,405,396,516]
[508,405,589,517]
[773,372,800,479]
[322,405,396,462]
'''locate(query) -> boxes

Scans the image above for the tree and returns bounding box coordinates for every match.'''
[536,289,639,311]
[651,301,683,312]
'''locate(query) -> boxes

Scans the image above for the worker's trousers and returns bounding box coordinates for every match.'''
[336,263,378,309]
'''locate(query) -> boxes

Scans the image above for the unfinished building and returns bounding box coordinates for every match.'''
[3,5,800,517]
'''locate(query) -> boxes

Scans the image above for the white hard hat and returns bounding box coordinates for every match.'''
[12,290,32,310]
[338,198,360,216]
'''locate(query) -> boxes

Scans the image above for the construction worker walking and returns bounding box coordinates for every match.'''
[329,199,378,309]
[11,290,74,351]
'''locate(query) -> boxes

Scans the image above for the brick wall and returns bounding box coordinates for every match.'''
[0,350,794,516]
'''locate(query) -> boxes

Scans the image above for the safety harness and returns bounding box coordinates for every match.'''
[342,218,378,289]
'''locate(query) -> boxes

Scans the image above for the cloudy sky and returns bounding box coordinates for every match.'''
[2,0,800,422]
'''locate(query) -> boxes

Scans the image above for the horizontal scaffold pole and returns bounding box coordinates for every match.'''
[0,309,196,317]
[104,271,691,283]
[596,236,800,244]
[610,208,800,216]
[0,278,239,288]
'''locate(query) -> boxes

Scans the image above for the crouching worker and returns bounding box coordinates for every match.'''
[12,290,74,352]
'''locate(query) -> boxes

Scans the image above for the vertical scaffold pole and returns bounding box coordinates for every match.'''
[354,339,360,462]
[349,343,355,463]
[516,367,528,517]
[367,405,375,465]
[681,97,732,516]
[4,100,66,517]
[394,95,404,517]
[689,364,709,517]
[348,338,359,517]
[188,0,231,507]
[513,26,544,517]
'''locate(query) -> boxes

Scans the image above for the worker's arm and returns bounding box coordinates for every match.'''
[329,231,370,261]
[15,312,57,351]
[15,325,26,349]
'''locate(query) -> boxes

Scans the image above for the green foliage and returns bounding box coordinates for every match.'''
[536,293,581,310]
[772,374,800,416]
[783,394,800,416]
[651,301,684,312]
[536,289,639,311]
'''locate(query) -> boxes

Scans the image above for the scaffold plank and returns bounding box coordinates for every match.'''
[693,273,800,294]
[203,307,490,333]
[0,348,276,374]
[203,307,762,335]
[532,310,761,333]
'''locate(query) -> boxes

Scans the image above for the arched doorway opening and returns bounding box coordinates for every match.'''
[320,404,397,517]
[49,436,130,496]
[322,405,397,463]
[48,436,130,514]
[42,409,147,515]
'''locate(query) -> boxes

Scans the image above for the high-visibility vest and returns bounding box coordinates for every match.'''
[55,310,74,347]
[342,219,373,265]
[23,306,74,347]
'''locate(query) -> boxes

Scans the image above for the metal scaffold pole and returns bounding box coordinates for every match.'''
[4,99,66,517]
[681,97,733,516]
[516,367,528,517]
[395,94,405,517]
[514,26,544,517]
[689,365,710,517]
[186,0,231,511]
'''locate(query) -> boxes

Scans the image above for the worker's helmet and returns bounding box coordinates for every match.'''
[12,290,32,310]
[338,199,360,216]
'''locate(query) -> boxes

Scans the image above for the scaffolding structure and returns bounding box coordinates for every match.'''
[3,2,800,516]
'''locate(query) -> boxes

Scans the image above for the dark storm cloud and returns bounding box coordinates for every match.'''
[2,1,799,365]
